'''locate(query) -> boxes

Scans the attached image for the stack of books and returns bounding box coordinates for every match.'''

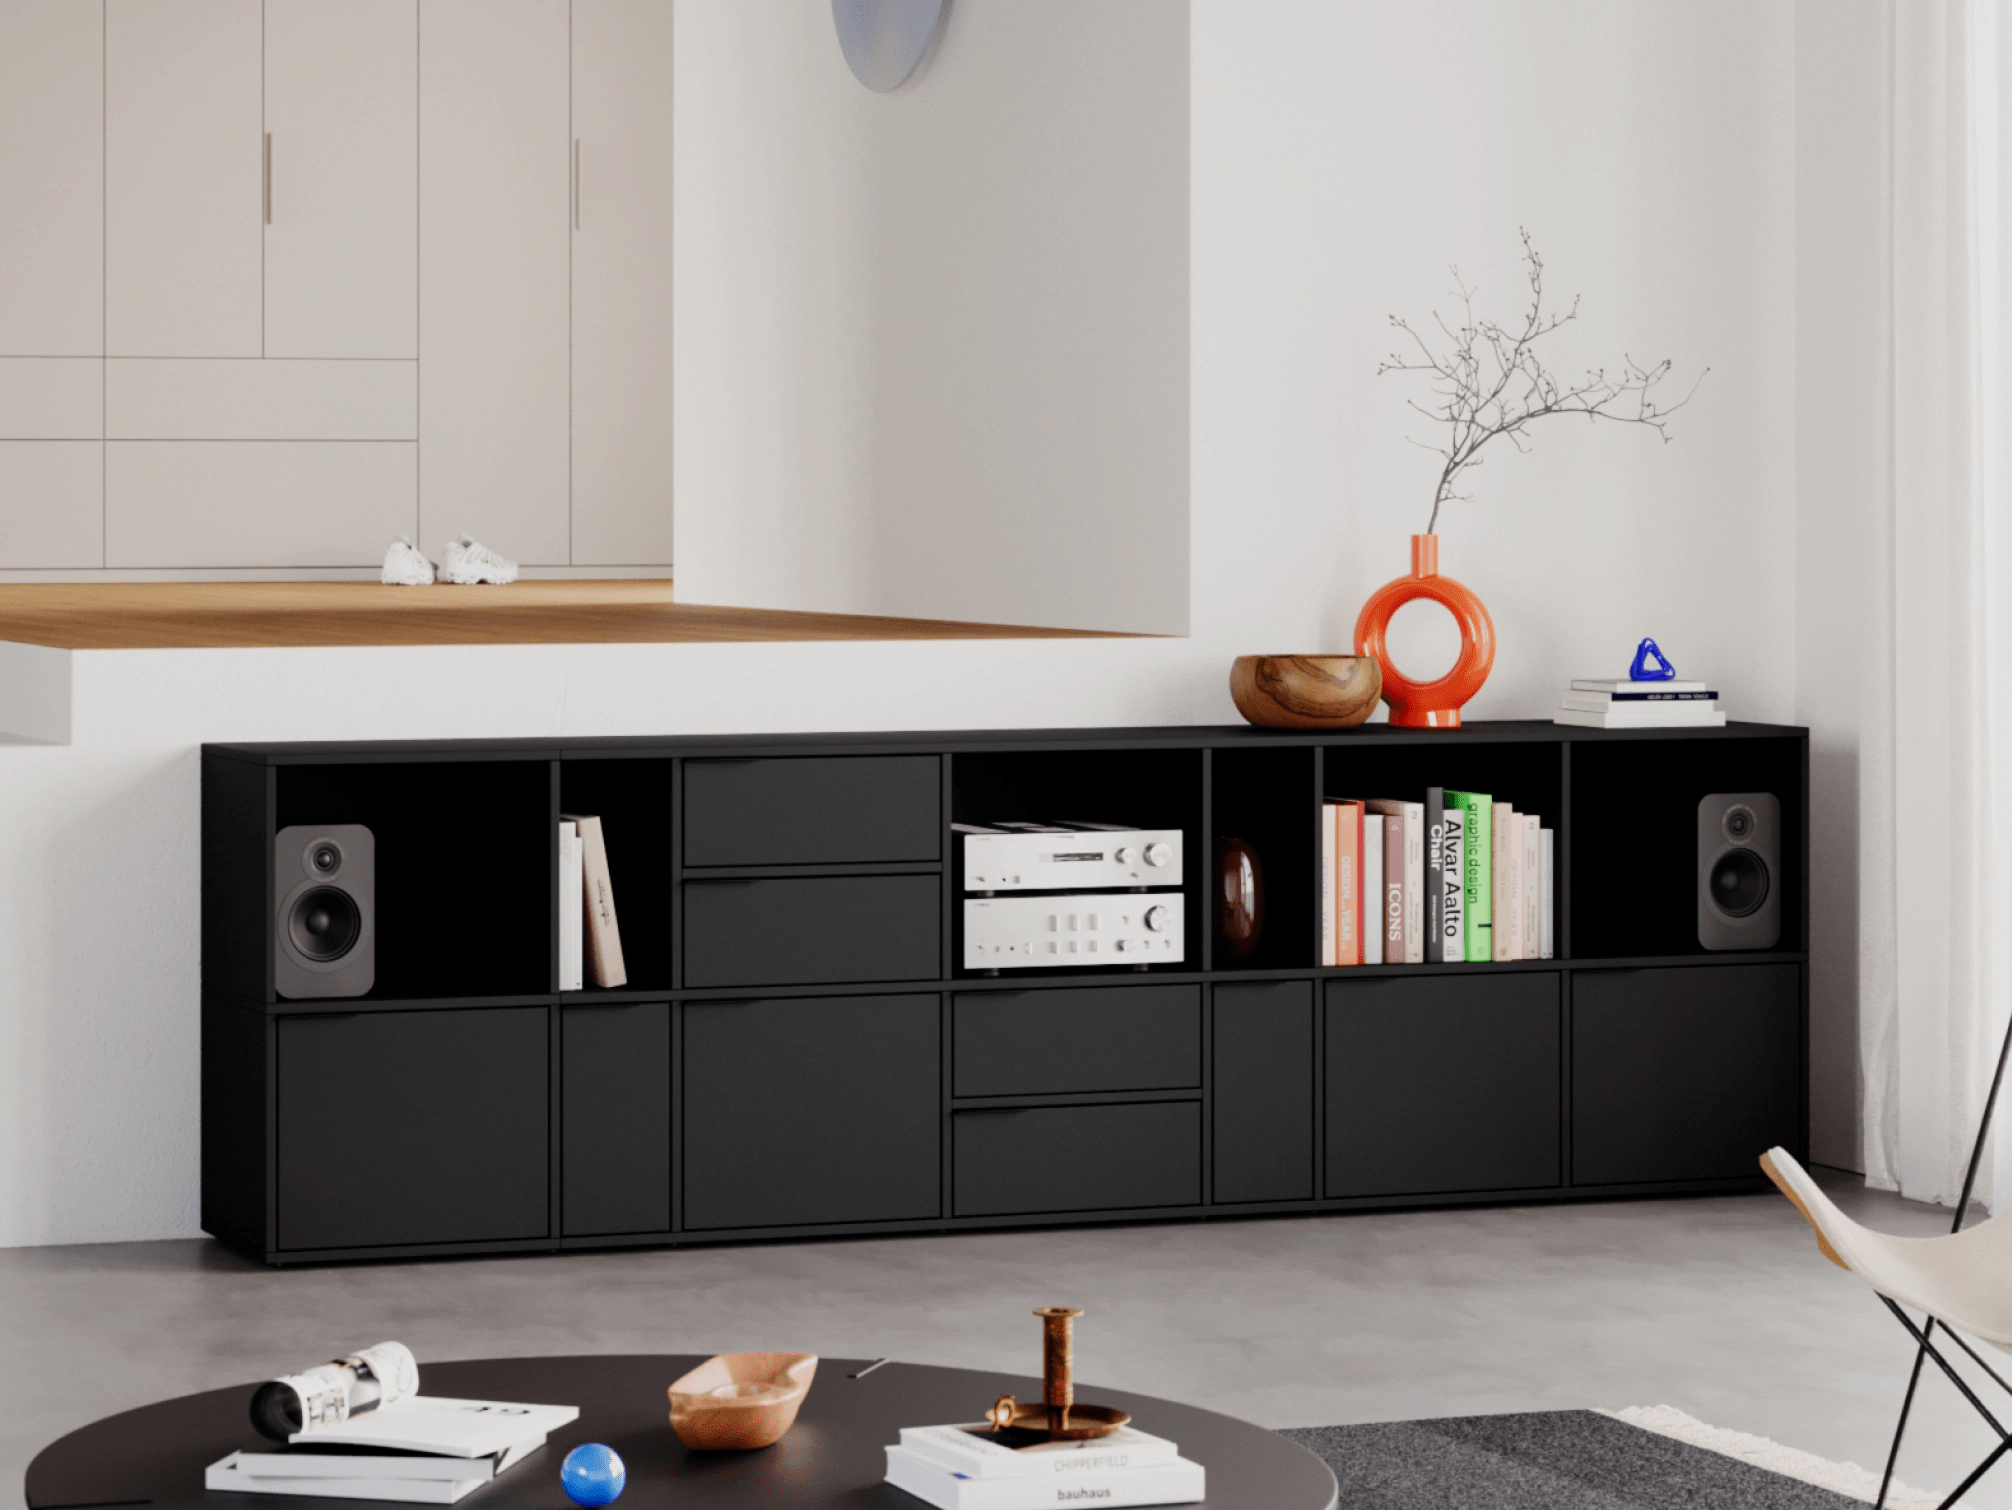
[208,1396,580,1504]
[1320,790,1552,965]
[1554,679,1726,729]
[884,1421,1205,1509]
[558,813,626,989]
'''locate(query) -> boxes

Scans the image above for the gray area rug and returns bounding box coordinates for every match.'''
[1281,1410,1866,1509]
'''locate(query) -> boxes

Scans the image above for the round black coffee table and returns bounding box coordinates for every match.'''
[25,1355,1336,1509]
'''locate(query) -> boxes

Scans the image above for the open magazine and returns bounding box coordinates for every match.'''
[218,1344,579,1503]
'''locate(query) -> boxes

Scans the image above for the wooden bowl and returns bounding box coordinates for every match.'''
[667,1352,817,1450]
[1229,655,1381,729]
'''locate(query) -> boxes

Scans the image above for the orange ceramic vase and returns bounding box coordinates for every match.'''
[1352,534,1496,729]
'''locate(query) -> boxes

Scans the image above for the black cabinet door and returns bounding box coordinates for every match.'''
[562,1003,671,1237]
[1325,973,1561,1198]
[276,1008,548,1252]
[1573,964,1801,1185]
[682,994,940,1230]
[1213,981,1313,1204]
[954,1102,1201,1216]
[683,876,941,989]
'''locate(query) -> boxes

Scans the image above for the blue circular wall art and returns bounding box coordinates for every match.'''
[832,0,944,92]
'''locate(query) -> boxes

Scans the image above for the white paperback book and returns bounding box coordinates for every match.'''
[289,1397,580,1456]
[897,1423,1181,1479]
[558,821,583,991]
[206,1440,542,1502]
[1570,679,1711,694]
[1553,704,1725,729]
[1539,829,1554,959]
[884,1444,1205,1510]
[1361,814,1384,965]
[1521,814,1541,961]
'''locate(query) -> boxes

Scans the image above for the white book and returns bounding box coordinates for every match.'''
[1570,678,1711,693]
[884,1445,1205,1510]
[208,1456,488,1503]
[897,1423,1180,1480]
[1362,814,1384,965]
[1493,805,1519,962]
[1553,705,1726,729]
[558,821,583,992]
[1521,814,1541,960]
[1539,829,1554,959]
[1561,691,1717,710]
[1319,803,1337,967]
[290,1397,580,1457]
[213,1440,540,1483]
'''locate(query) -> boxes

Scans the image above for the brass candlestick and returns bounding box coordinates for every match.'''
[1036,1306,1081,1434]
[982,1306,1132,1442]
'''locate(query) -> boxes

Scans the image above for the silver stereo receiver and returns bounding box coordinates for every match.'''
[959,824,1183,892]
[964,893,1184,968]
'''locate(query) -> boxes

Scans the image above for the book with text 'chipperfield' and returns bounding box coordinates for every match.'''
[1446,791,1491,962]
[1493,803,1520,962]
[896,1423,1181,1481]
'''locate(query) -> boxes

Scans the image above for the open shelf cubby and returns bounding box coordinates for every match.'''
[203,721,1809,1265]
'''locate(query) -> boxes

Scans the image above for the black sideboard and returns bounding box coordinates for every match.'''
[200,721,1809,1265]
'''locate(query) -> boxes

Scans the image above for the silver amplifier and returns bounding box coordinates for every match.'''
[964,893,1184,969]
[960,825,1183,892]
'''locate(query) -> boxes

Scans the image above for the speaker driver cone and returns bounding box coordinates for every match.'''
[1709,849,1770,918]
[289,886,362,961]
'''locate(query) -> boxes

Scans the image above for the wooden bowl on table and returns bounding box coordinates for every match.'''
[667,1352,818,1450]
[1229,654,1381,729]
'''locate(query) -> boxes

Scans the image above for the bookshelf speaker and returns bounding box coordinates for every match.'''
[275,824,375,998]
[1697,793,1780,950]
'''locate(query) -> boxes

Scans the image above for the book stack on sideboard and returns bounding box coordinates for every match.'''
[201,721,1809,1266]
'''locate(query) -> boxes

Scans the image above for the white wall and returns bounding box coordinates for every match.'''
[673,0,1191,636]
[0,0,1815,1246]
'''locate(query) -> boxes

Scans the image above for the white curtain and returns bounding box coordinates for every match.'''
[1863,0,2012,1210]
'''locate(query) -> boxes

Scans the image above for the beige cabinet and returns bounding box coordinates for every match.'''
[571,0,674,567]
[418,0,571,565]
[0,1,103,358]
[106,0,265,359]
[265,0,418,360]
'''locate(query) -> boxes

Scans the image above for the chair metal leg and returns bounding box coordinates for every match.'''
[1936,1439,2012,1510]
[1880,1332,1932,1510]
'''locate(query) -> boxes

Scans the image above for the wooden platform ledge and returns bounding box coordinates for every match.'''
[0,581,1127,651]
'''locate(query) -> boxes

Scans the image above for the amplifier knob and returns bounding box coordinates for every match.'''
[1114,846,1134,864]
[1143,905,1170,932]
[1143,842,1172,867]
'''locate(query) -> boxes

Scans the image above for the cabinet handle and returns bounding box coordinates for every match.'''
[572,138,581,230]
[264,132,272,224]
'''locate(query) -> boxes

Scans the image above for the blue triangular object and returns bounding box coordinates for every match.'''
[1629,638,1677,682]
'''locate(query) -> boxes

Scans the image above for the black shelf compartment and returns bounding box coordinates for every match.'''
[1211,744,1317,972]
[1317,736,1565,964]
[949,746,1204,978]
[274,760,552,1001]
[1569,733,1805,959]
[558,755,674,993]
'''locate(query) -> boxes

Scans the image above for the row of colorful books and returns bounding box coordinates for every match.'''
[1320,788,1554,965]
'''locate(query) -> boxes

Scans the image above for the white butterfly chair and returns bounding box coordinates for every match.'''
[1762,1038,2012,1510]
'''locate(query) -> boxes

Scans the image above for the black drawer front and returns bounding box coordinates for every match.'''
[954,1102,1201,1216]
[1572,963,1801,1185]
[954,985,1200,1097]
[683,875,941,988]
[684,756,940,867]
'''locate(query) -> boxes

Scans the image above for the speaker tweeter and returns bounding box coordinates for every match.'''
[275,824,375,998]
[1697,793,1780,951]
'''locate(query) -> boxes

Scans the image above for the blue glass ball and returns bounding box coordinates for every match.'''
[559,1443,626,1507]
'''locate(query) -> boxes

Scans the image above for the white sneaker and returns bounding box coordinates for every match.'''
[437,534,519,585]
[381,535,435,585]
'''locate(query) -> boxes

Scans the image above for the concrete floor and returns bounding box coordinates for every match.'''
[7,1171,2010,1507]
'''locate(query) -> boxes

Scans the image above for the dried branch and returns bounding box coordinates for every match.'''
[1378,228,1706,533]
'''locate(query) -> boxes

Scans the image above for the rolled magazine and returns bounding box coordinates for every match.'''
[249,1342,420,1441]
